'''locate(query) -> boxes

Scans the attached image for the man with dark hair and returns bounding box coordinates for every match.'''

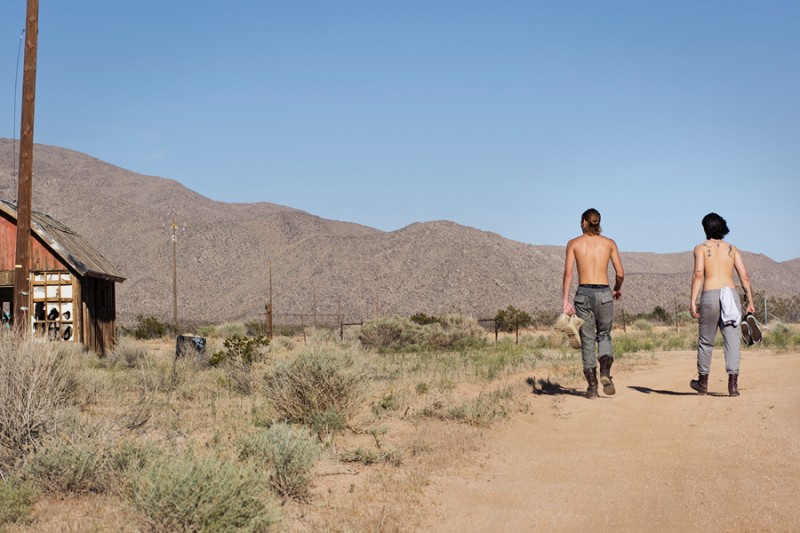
[690,213,755,396]
[562,208,625,399]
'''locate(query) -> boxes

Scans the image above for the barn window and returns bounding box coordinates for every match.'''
[31,272,74,341]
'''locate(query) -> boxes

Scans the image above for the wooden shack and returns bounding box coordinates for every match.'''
[0,198,125,354]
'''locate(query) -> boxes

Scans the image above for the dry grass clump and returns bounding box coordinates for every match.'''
[359,314,486,351]
[238,423,322,500]
[263,343,366,433]
[23,438,110,496]
[127,453,280,532]
[0,332,77,464]
[0,477,36,526]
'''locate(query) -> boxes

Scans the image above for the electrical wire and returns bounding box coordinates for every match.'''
[12,28,25,181]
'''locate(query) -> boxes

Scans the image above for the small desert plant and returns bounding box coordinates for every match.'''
[632,318,653,332]
[269,335,296,352]
[427,314,487,350]
[409,312,440,325]
[263,344,366,428]
[494,306,533,333]
[0,477,36,526]
[132,315,167,339]
[109,440,163,475]
[24,438,110,495]
[359,316,427,351]
[111,336,149,368]
[215,322,248,339]
[238,423,322,500]
[127,454,280,533]
[0,333,77,462]
[210,335,269,366]
[340,446,403,466]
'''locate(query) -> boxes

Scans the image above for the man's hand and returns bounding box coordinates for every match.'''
[745,302,755,315]
[563,301,575,315]
[613,290,622,301]
[690,302,699,319]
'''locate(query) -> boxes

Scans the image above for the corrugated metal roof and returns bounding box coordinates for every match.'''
[0,198,125,282]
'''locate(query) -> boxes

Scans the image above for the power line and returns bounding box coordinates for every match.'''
[11,28,24,181]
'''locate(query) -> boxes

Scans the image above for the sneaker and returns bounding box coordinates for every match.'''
[741,320,753,346]
[745,313,762,343]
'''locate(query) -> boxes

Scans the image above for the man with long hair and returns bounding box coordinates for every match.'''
[689,212,756,396]
[562,208,624,399]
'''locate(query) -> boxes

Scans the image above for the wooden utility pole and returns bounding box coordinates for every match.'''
[266,261,273,338]
[167,215,183,332]
[13,0,40,333]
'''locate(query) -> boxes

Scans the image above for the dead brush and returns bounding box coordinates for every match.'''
[0,332,77,463]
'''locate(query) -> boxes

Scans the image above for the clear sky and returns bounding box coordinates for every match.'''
[2,1,798,261]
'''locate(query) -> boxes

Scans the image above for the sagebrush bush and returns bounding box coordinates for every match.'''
[24,438,109,495]
[632,318,653,332]
[238,423,322,500]
[215,322,248,339]
[132,315,168,339]
[359,317,426,351]
[264,344,366,428]
[128,454,280,533]
[111,336,149,368]
[427,314,486,350]
[0,477,36,526]
[0,333,77,462]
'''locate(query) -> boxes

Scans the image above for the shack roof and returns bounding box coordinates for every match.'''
[0,198,125,282]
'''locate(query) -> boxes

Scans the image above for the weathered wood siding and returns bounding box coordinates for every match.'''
[80,277,116,355]
[1,212,68,271]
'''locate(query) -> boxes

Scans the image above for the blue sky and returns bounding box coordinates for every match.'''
[2,1,798,261]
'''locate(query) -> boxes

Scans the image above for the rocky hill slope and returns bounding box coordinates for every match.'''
[1,139,797,327]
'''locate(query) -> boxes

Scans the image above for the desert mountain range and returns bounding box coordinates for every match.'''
[1,139,798,327]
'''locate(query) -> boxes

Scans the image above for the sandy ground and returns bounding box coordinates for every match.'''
[423,350,800,533]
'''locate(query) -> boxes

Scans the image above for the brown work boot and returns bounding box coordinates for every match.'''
[584,368,599,399]
[690,373,708,395]
[728,374,739,397]
[598,355,616,395]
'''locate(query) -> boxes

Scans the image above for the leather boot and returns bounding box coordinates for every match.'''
[690,373,708,395]
[728,374,739,397]
[598,355,616,395]
[584,368,599,399]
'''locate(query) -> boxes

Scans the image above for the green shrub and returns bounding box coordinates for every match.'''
[24,439,109,495]
[238,423,322,500]
[0,333,77,462]
[110,440,163,474]
[0,477,36,526]
[264,345,366,428]
[494,306,533,333]
[409,312,440,325]
[632,319,653,332]
[210,335,269,366]
[128,454,280,533]
[132,315,167,339]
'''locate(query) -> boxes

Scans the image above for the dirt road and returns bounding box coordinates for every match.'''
[424,350,800,532]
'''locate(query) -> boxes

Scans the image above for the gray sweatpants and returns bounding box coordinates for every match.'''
[574,285,614,370]
[696,289,741,375]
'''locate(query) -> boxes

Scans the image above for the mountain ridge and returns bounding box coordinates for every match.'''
[1,138,797,326]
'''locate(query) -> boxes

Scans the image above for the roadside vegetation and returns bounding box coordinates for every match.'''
[1,311,797,531]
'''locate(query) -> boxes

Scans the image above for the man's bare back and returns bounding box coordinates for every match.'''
[562,230,624,315]
[690,238,754,318]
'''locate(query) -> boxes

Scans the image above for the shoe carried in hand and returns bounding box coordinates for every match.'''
[744,313,762,344]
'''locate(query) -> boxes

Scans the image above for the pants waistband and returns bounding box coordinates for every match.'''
[579,284,609,289]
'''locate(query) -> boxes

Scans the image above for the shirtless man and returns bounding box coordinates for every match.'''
[562,208,624,399]
[689,212,755,397]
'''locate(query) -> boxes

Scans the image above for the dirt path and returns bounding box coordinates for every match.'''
[423,350,800,532]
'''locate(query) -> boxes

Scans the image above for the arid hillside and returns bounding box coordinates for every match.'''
[1,139,797,326]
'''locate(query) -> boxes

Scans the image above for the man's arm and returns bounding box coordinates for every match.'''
[562,240,576,315]
[733,248,756,314]
[690,245,704,318]
[609,239,624,300]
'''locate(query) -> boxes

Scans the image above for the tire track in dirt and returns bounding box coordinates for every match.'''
[424,351,800,532]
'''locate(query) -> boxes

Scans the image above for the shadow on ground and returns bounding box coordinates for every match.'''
[526,377,586,397]
[628,385,728,397]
